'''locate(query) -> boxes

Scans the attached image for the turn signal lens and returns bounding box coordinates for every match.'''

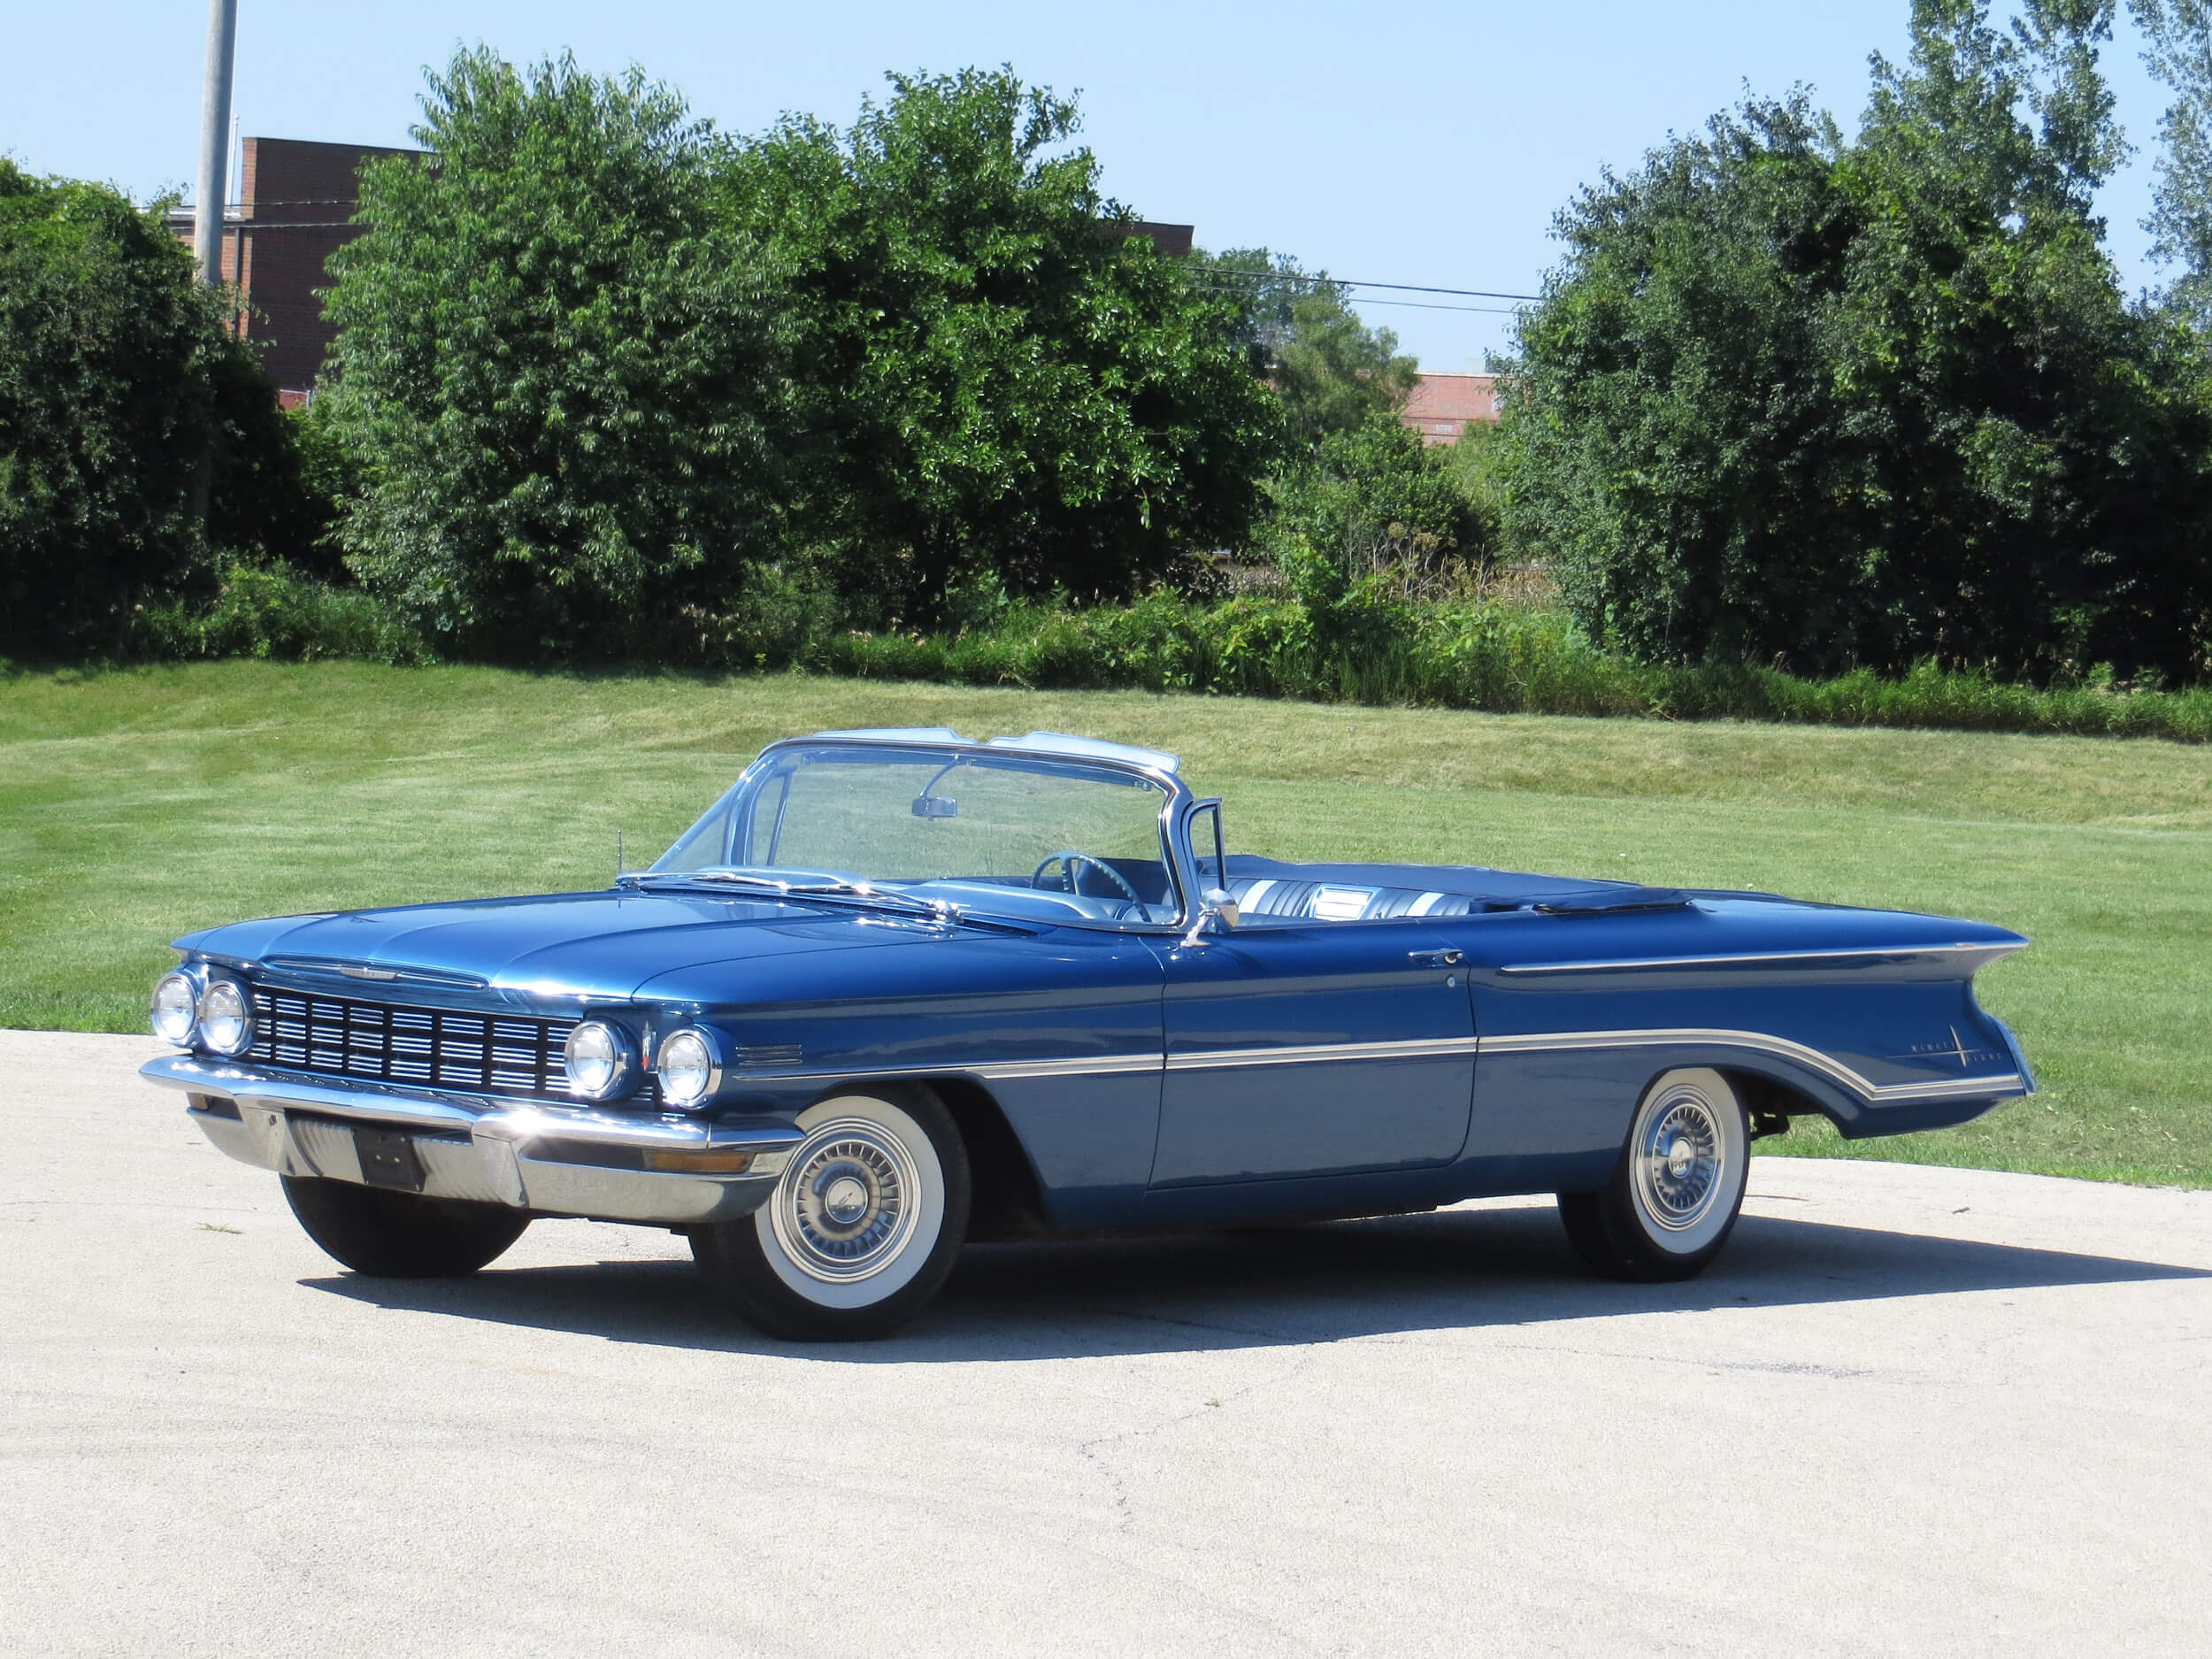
[151,972,199,1046]
[645,1148,754,1174]
[198,978,254,1056]
[655,1027,721,1109]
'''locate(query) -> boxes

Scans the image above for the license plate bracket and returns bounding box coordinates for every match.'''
[354,1125,426,1192]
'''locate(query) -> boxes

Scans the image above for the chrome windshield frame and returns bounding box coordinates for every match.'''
[657,734,1203,933]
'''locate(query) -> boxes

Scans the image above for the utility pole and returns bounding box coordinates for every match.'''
[192,0,239,287]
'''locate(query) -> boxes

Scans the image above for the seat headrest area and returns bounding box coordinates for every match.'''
[1225,876,1479,923]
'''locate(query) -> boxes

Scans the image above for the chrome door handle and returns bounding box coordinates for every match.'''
[1408,949,1463,969]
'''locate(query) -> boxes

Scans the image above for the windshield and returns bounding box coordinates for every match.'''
[651,745,1181,925]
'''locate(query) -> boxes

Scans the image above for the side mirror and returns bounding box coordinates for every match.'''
[1181,887,1239,948]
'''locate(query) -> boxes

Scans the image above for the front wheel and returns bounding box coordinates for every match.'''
[1558,1067,1749,1282]
[690,1088,971,1341]
[280,1175,530,1277]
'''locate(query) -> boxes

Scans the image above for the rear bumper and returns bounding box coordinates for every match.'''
[142,1052,800,1225]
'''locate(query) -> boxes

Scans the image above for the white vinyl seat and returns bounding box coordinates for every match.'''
[1225,877,1479,923]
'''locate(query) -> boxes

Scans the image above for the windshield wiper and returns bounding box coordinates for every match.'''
[626,869,964,924]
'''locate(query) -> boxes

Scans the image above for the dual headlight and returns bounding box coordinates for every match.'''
[150,968,254,1056]
[562,1020,721,1110]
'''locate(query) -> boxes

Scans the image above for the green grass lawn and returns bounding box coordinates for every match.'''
[6,661,2208,1187]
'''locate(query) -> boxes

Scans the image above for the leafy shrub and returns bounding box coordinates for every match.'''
[94,558,2212,740]
[321,50,788,660]
[129,563,429,664]
[723,70,1285,619]
[1266,413,1489,610]
[1504,9,2212,683]
[0,161,309,652]
[668,587,2212,742]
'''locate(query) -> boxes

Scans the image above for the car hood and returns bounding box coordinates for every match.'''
[177,890,954,1001]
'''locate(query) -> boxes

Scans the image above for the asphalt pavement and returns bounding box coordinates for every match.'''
[5,1029,2209,1658]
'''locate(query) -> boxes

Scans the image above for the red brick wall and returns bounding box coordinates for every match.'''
[231,137,423,393]
[1400,373,1504,445]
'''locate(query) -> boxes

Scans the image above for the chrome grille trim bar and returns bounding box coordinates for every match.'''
[247,987,580,1102]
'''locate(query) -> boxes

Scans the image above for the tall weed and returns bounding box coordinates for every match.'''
[129,564,430,665]
[108,573,2212,741]
[803,596,2212,742]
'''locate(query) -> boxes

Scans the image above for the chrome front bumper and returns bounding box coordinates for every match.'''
[142,1053,802,1225]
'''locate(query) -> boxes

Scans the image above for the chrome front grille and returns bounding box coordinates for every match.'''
[248,988,579,1099]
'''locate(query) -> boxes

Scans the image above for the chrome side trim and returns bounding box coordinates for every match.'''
[968,1054,1163,1080]
[694,1052,1163,1085]
[707,1038,1476,1084]
[1495,942,2029,976]
[1166,1035,1483,1071]
[1479,1027,2027,1106]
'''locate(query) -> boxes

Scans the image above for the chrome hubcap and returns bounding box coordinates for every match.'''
[1636,1094,1724,1232]
[771,1118,923,1283]
[821,1173,870,1225]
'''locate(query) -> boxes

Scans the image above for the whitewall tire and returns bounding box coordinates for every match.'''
[1557,1067,1750,1282]
[691,1088,971,1340]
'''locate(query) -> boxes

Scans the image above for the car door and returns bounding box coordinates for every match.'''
[1145,919,1477,1186]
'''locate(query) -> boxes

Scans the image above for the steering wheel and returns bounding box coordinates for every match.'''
[1032,850,1144,912]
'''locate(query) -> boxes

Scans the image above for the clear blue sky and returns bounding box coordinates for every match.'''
[1,1,2183,371]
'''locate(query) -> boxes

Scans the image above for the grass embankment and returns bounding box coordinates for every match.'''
[4,661,2208,1187]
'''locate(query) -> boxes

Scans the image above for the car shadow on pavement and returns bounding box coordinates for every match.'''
[301,1201,2211,1361]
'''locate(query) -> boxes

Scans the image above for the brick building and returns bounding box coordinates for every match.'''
[172,136,424,399]
[1401,372,1505,445]
[1123,220,1194,257]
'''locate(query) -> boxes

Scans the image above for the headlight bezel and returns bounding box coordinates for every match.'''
[196,975,255,1057]
[150,966,204,1047]
[562,1018,640,1102]
[654,1025,724,1110]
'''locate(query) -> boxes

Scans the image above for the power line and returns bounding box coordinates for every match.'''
[1337,298,1525,316]
[1193,269,1541,303]
[1333,278,1540,303]
[1187,280,1526,317]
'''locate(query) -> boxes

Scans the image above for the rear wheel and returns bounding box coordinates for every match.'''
[280,1175,529,1277]
[1558,1067,1748,1282]
[690,1088,971,1341]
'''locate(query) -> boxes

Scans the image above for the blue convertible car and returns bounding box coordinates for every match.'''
[142,728,2034,1338]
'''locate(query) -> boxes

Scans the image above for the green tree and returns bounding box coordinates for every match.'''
[0,162,302,653]
[321,49,787,658]
[1506,95,1857,664]
[1195,249,1418,447]
[1507,0,2212,680]
[2138,0,2212,323]
[723,70,1283,621]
